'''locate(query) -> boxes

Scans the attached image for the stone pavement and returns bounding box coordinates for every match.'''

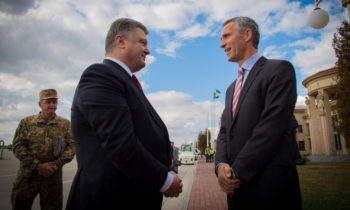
[187,156,228,210]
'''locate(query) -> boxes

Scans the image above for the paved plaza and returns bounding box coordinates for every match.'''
[0,149,227,210]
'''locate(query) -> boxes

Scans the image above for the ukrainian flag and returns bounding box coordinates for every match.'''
[213,90,221,99]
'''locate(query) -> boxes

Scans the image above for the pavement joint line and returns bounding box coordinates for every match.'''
[181,163,197,210]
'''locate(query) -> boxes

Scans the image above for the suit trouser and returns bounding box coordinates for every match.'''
[227,165,301,210]
[11,170,63,210]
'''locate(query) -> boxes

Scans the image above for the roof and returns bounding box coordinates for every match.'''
[295,105,307,111]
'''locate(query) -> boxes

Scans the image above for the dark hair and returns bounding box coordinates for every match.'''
[223,17,260,49]
[105,18,149,53]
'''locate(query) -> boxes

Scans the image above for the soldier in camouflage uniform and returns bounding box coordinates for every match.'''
[11,89,75,210]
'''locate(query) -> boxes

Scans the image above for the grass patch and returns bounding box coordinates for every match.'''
[297,162,350,210]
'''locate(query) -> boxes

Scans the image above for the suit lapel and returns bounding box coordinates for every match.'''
[230,57,267,127]
[103,59,169,138]
[227,81,235,125]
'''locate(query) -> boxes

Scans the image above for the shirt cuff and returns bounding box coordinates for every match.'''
[159,172,174,192]
[216,162,226,171]
[215,162,226,176]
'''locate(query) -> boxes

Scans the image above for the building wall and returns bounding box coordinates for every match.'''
[302,68,349,156]
[294,107,311,156]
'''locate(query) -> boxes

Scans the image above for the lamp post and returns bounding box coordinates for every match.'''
[308,0,350,29]
[308,0,329,29]
[343,0,350,20]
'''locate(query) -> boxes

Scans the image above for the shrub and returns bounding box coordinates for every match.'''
[295,155,309,165]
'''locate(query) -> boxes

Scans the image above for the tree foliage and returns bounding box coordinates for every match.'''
[197,129,211,154]
[332,20,350,148]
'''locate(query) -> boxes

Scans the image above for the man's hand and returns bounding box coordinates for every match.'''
[217,163,241,196]
[164,172,183,197]
[37,161,57,177]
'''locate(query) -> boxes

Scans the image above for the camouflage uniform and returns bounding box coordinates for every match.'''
[11,113,75,210]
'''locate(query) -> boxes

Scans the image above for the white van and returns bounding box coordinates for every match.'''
[179,144,195,165]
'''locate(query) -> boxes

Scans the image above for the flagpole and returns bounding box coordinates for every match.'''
[212,89,220,149]
[212,93,216,149]
[211,92,214,148]
[206,113,209,147]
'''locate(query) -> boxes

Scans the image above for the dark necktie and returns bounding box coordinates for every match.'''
[132,75,143,93]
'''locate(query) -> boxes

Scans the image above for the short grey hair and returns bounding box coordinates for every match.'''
[223,17,260,49]
[105,18,149,53]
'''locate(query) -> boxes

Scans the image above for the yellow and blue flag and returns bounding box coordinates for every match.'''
[213,90,221,99]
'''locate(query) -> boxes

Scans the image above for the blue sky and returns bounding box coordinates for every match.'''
[0,0,347,146]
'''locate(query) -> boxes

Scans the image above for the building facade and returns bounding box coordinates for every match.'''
[301,67,348,156]
[294,106,312,156]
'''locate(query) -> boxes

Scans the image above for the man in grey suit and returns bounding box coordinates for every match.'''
[66,18,182,210]
[215,17,301,210]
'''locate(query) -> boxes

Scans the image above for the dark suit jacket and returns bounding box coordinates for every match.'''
[216,57,301,209]
[66,59,171,210]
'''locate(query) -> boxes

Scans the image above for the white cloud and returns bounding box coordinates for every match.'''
[291,31,337,76]
[296,95,307,106]
[288,37,318,48]
[156,41,182,57]
[0,0,346,146]
[118,2,195,31]
[267,2,311,36]
[0,101,38,121]
[0,121,20,145]
[0,73,37,97]
[262,45,287,59]
[147,90,224,146]
[176,23,211,39]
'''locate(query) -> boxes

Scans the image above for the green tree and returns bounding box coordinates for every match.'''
[197,129,211,154]
[332,20,350,148]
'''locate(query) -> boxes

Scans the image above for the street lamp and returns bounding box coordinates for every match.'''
[343,0,350,20]
[308,0,329,29]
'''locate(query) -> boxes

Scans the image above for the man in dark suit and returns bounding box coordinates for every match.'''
[215,17,301,210]
[66,18,182,210]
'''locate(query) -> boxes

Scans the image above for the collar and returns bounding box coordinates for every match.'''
[105,57,133,77]
[241,53,262,71]
[37,112,57,123]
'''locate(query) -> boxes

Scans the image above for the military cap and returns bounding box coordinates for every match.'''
[39,89,58,100]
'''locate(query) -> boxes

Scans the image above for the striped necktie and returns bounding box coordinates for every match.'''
[232,67,244,116]
[132,75,143,93]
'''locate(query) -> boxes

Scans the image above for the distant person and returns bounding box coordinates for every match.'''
[213,148,216,162]
[11,89,75,210]
[215,17,301,210]
[209,148,214,162]
[170,141,179,173]
[205,147,210,163]
[66,18,182,210]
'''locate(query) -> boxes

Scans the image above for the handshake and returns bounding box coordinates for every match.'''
[163,171,183,197]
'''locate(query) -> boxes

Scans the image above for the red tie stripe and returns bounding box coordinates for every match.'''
[132,75,143,93]
[232,67,243,116]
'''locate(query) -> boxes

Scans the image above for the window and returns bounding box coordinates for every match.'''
[332,116,339,130]
[335,134,342,150]
[181,145,193,152]
[308,138,312,150]
[298,141,305,151]
[298,125,303,133]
